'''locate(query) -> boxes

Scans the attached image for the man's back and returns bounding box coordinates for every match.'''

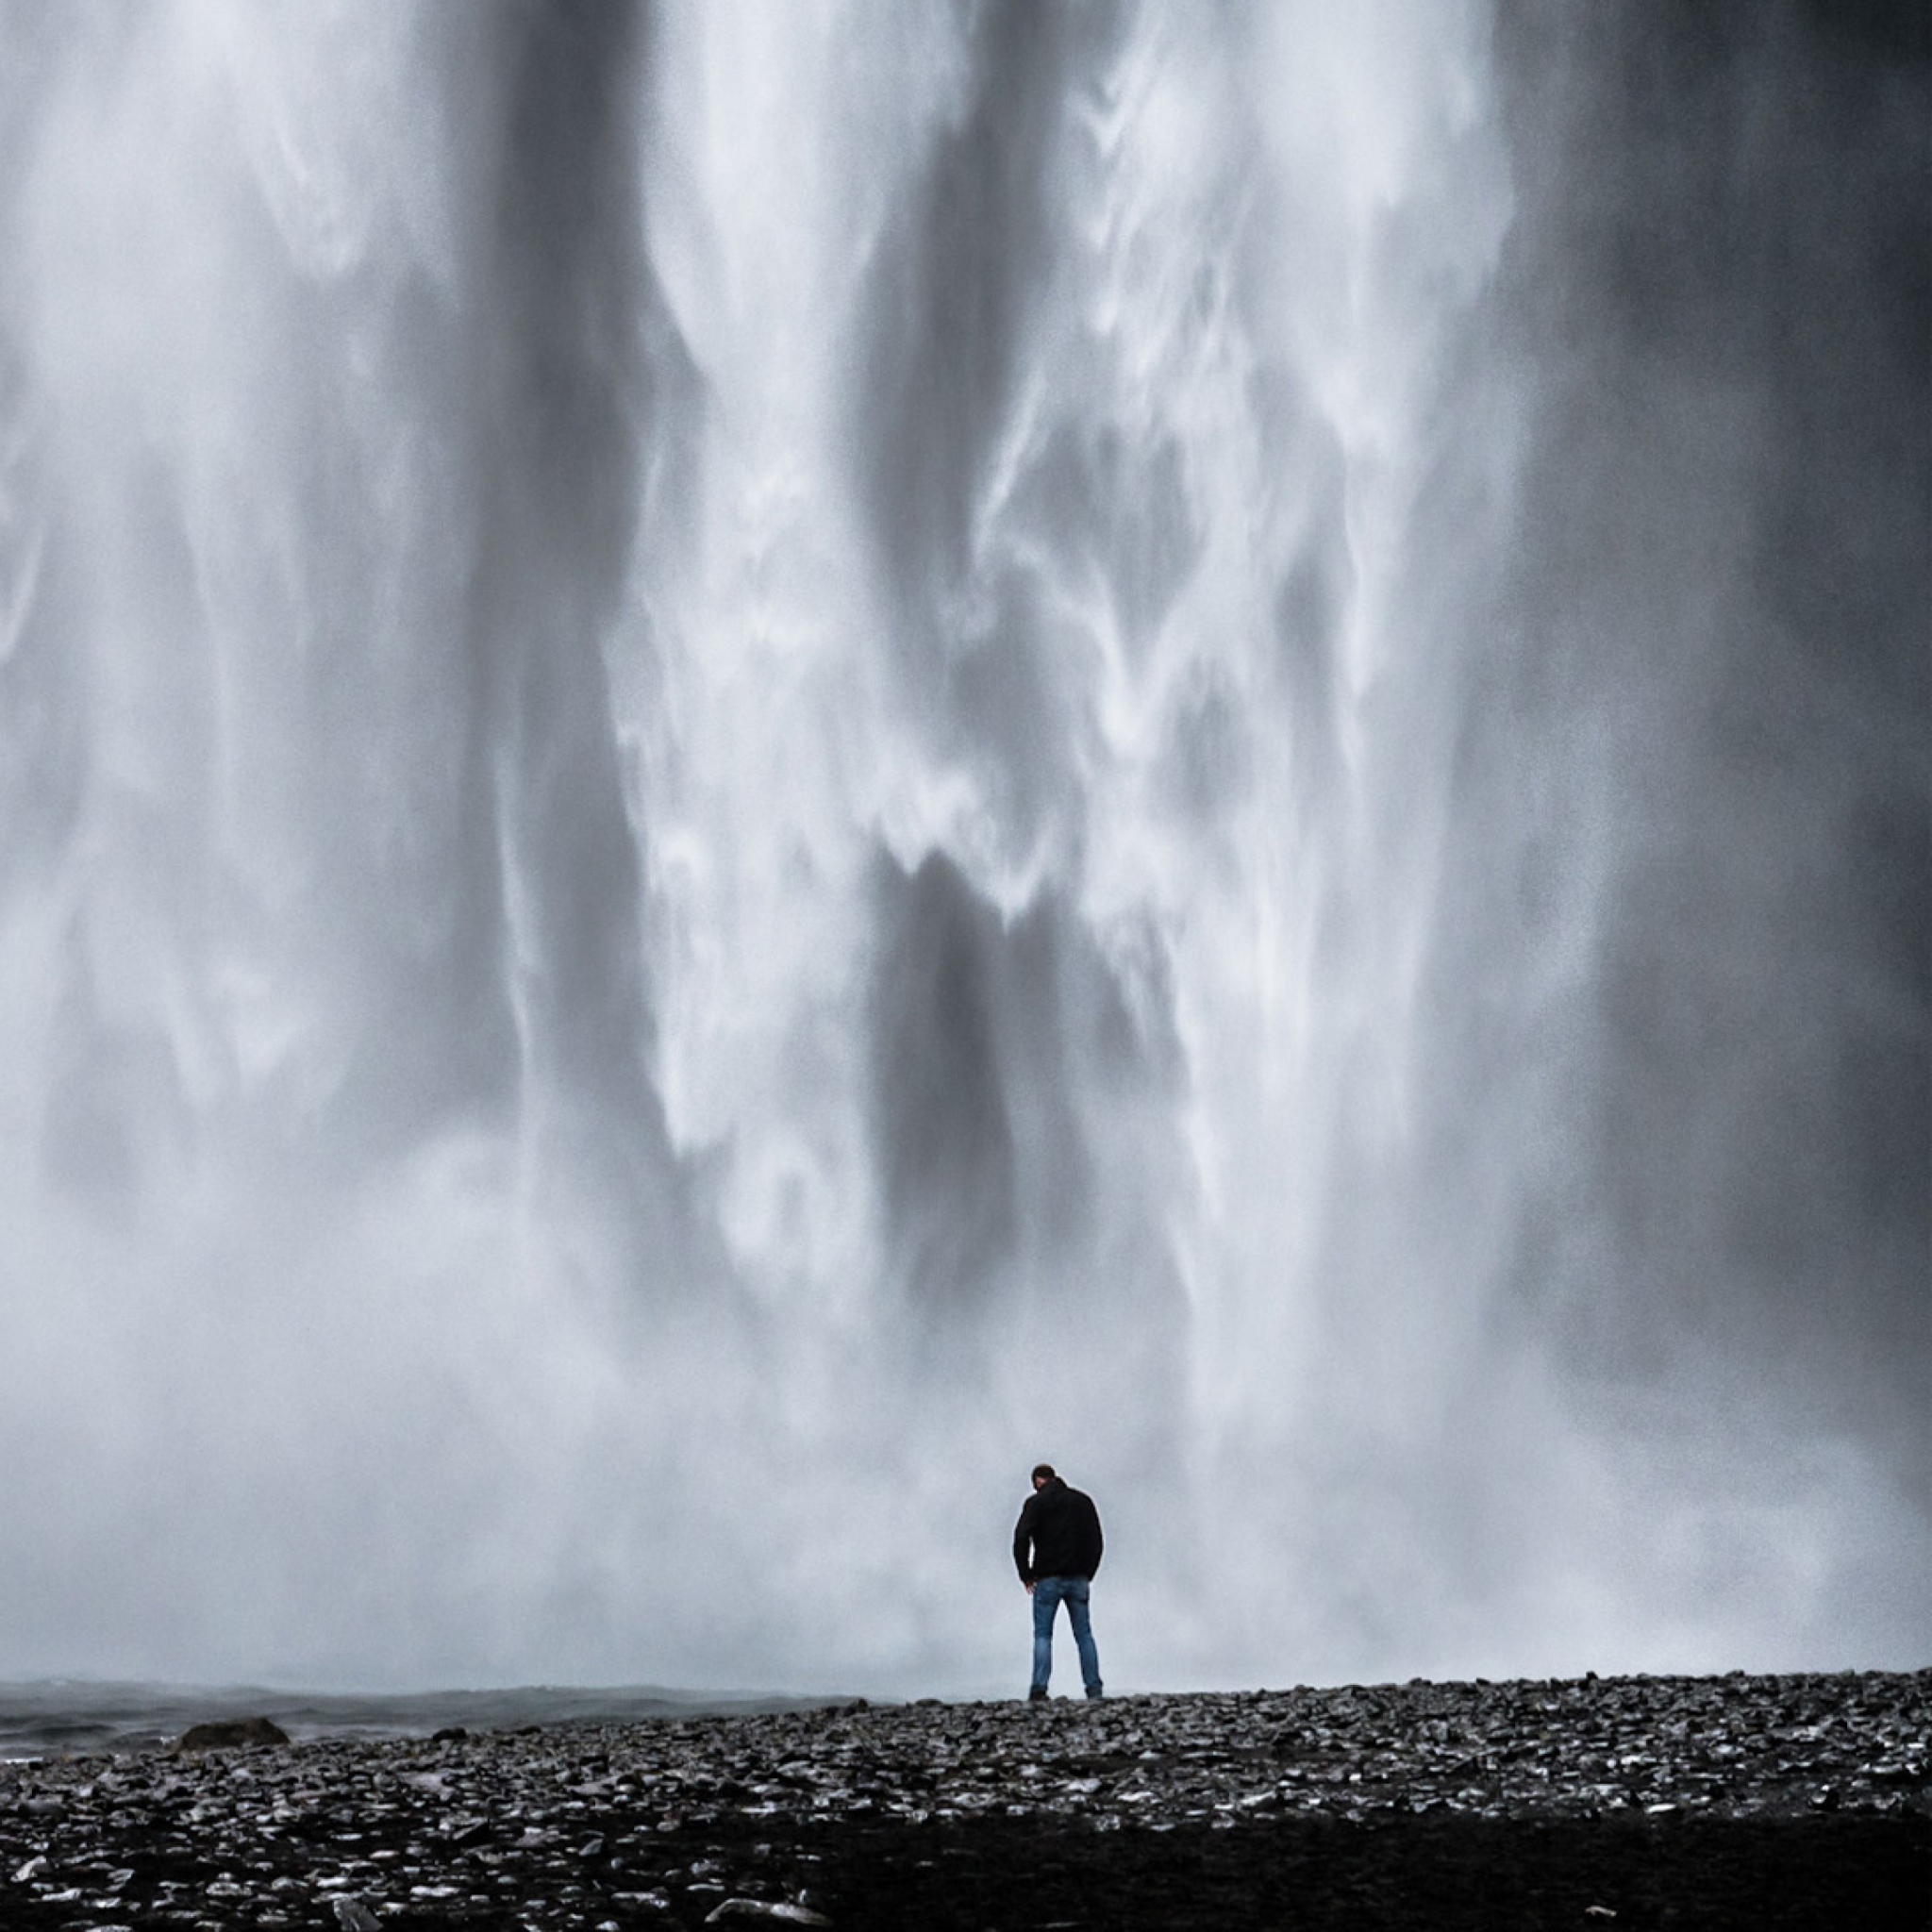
[1013,1475,1104,1583]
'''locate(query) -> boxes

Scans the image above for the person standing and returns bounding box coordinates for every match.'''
[1012,1463,1104,1700]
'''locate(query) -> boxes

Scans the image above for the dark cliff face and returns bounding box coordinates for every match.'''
[1426,4,1932,1487]
[455,3,703,1291]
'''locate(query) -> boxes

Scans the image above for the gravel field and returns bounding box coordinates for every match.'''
[2,1670,1925,1929]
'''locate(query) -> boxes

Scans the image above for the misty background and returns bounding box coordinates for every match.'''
[0,0,1925,1699]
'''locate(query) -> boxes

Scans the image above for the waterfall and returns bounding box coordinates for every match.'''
[1,1,1924,1693]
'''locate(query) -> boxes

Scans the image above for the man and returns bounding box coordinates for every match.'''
[1012,1463,1104,1700]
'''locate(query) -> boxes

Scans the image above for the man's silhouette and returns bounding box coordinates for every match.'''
[1012,1463,1103,1699]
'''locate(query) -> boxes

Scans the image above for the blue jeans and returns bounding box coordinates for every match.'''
[1031,1575,1102,1695]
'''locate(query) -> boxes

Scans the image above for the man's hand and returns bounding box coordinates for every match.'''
[1024,1581,1035,1595]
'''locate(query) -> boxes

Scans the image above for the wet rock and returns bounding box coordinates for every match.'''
[0,1670,1924,1927]
[706,1902,833,1924]
[173,1716,291,1753]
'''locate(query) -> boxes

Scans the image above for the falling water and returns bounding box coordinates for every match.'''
[0,2,1925,1696]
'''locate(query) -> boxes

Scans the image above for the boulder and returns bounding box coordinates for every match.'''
[173,1716,291,1753]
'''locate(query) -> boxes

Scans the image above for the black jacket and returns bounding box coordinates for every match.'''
[1013,1477,1104,1584]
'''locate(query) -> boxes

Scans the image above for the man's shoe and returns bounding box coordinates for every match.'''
[1085,1685,1104,1699]
[1027,1686,1048,1701]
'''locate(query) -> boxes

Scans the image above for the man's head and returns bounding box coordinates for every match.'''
[1031,1463,1056,1491]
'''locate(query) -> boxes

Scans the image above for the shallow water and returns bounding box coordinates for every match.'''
[0,1679,843,1761]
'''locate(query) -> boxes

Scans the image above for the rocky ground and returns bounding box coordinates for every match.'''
[1,1671,1925,1929]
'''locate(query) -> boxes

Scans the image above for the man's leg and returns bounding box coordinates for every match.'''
[1030,1579,1060,1696]
[1065,1578,1102,1696]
